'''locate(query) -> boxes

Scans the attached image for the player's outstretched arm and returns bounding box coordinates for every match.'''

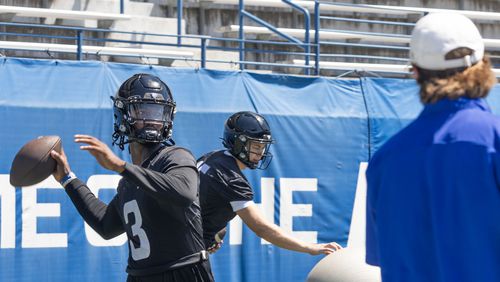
[51,147,125,239]
[237,205,342,255]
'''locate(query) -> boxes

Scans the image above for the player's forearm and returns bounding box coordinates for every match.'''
[253,223,311,253]
[239,205,313,254]
[120,163,197,206]
[65,179,124,239]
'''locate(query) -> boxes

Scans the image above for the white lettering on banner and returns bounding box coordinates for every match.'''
[229,177,317,245]
[258,178,275,245]
[229,177,275,245]
[229,215,243,245]
[0,175,16,248]
[347,162,368,249]
[21,177,68,248]
[1,169,368,249]
[280,178,317,243]
[85,175,127,246]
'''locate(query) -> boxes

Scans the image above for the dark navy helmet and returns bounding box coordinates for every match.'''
[222,111,274,169]
[111,73,176,149]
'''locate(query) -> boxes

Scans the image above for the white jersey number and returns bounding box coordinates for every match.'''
[123,200,151,261]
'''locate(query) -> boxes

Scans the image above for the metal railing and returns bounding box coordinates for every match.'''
[177,0,182,45]
[237,0,312,74]
[313,0,425,76]
[0,21,315,72]
[1,1,500,77]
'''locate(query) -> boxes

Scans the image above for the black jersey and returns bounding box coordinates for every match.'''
[197,150,254,248]
[65,145,211,279]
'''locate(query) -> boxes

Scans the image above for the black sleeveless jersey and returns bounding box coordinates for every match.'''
[197,150,254,248]
[65,145,206,276]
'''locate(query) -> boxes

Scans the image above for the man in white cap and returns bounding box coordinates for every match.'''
[365,13,499,281]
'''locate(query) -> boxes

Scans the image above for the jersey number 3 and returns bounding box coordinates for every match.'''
[124,200,151,261]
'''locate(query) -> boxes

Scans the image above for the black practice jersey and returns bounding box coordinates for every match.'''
[65,145,206,277]
[197,150,254,248]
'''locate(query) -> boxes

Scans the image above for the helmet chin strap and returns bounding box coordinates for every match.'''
[136,127,162,142]
[130,127,176,146]
[112,127,175,151]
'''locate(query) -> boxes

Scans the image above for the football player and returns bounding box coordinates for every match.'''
[51,73,214,281]
[198,111,342,255]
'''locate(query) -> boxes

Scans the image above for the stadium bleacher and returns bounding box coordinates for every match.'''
[202,0,500,21]
[0,40,194,59]
[0,0,499,76]
[0,4,130,22]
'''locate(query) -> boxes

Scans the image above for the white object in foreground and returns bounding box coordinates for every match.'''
[307,248,381,282]
[307,163,381,282]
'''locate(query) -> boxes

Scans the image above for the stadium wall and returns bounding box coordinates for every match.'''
[1,57,500,281]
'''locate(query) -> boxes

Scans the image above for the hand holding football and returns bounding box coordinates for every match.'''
[10,136,62,187]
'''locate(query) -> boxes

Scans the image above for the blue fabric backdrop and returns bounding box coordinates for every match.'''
[0,57,499,281]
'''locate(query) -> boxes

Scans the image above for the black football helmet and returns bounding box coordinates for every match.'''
[222,111,274,169]
[111,73,176,149]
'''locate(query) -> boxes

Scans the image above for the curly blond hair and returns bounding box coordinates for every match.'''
[415,57,496,104]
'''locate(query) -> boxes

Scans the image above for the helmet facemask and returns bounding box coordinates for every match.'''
[231,133,274,169]
[112,93,176,150]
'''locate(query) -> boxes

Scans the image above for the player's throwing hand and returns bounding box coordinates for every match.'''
[74,134,126,173]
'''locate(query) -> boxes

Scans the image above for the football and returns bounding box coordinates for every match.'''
[9,136,62,187]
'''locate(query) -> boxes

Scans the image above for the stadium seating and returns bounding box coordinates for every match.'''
[0,40,194,59]
[223,25,500,48]
[202,0,500,21]
[0,5,130,23]
[206,0,500,75]
[293,60,500,77]
[0,0,499,76]
[222,25,410,44]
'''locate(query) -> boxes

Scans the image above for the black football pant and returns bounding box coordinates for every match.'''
[126,260,214,282]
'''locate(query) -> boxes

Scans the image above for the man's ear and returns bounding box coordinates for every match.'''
[411,64,420,80]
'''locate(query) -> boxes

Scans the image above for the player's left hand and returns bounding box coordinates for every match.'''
[307,242,342,255]
[74,134,126,173]
[207,227,226,254]
[207,241,223,254]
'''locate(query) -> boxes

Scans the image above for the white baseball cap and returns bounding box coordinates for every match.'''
[410,13,484,71]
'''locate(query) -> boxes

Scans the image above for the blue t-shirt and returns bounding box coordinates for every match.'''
[366,98,500,282]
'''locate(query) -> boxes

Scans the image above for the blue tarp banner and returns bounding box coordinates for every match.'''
[1,57,499,281]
